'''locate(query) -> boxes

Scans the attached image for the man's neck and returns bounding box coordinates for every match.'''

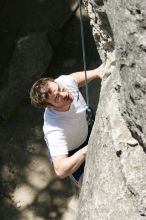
[52,104,71,112]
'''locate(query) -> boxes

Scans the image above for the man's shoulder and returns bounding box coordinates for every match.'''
[43,108,66,127]
[55,75,77,88]
[43,109,62,134]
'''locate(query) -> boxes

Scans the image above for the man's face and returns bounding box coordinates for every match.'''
[47,81,73,111]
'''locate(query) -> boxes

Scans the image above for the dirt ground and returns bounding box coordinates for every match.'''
[0,6,100,220]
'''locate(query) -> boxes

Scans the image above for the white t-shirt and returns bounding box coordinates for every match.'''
[43,75,88,158]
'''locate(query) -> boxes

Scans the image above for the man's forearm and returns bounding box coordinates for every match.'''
[53,146,87,178]
[70,64,105,87]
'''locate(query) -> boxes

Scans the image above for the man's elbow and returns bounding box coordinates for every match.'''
[54,168,68,179]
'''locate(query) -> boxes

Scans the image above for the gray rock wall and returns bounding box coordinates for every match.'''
[78,0,146,219]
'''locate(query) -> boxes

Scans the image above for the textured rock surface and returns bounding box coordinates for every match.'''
[78,0,146,219]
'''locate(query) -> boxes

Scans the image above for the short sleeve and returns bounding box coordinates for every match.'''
[44,129,68,157]
[55,75,78,90]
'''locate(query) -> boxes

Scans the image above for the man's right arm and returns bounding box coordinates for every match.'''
[52,146,87,178]
[70,64,105,88]
[70,51,116,88]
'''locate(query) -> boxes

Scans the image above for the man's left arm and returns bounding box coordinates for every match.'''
[70,64,105,87]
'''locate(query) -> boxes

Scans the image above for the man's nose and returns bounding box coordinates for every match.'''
[59,91,67,98]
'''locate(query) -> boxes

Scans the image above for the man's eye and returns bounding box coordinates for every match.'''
[55,94,59,102]
[58,85,66,92]
[62,87,66,92]
[58,85,61,92]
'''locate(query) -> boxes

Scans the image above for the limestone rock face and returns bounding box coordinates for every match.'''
[78,0,146,219]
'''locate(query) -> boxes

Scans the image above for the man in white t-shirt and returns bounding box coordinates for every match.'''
[30,64,105,187]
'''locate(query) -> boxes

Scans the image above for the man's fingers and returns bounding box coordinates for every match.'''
[103,51,116,79]
[105,51,116,69]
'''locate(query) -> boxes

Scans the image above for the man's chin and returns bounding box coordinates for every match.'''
[69,98,73,104]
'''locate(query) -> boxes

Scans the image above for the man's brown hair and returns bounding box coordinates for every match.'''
[29,77,54,108]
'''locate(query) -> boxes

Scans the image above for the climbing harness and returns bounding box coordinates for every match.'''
[78,0,94,127]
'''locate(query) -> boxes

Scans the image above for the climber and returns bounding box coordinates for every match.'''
[29,64,108,187]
